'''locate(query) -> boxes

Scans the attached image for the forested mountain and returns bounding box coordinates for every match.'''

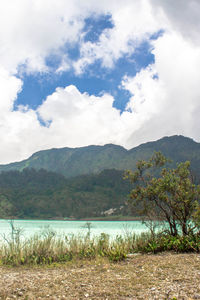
[0,135,199,178]
[0,135,199,219]
[0,168,131,219]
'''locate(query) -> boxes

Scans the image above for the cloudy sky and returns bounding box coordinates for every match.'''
[0,0,200,164]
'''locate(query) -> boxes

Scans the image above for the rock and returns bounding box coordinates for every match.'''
[127,253,141,258]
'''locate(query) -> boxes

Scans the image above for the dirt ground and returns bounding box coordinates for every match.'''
[0,253,200,300]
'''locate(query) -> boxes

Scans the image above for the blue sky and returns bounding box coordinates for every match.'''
[0,0,200,163]
[16,15,155,113]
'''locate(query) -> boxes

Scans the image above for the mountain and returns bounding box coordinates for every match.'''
[0,135,199,219]
[0,135,199,178]
[0,168,131,219]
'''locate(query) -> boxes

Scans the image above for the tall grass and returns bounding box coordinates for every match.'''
[0,222,200,266]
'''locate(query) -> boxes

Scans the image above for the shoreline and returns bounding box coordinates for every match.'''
[1,215,143,221]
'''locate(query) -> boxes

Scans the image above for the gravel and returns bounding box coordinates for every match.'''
[0,253,200,299]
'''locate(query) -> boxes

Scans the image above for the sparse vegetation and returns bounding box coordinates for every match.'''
[1,221,200,267]
[0,253,200,299]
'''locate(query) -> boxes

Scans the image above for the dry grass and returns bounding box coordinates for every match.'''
[0,253,200,299]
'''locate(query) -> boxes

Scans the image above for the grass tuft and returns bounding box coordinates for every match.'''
[1,222,200,266]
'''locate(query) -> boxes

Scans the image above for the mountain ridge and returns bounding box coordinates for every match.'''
[0,135,199,178]
[0,135,199,219]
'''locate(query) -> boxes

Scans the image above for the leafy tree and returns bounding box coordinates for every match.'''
[125,152,200,236]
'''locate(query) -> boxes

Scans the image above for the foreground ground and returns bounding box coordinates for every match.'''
[0,253,200,300]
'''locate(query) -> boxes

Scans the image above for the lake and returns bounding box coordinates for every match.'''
[0,219,149,240]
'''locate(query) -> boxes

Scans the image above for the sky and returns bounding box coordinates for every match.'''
[0,0,200,164]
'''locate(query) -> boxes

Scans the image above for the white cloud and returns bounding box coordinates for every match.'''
[73,0,160,73]
[37,85,131,148]
[122,31,200,147]
[0,83,133,163]
[150,0,200,45]
[0,68,22,112]
[0,0,200,163]
[0,0,86,75]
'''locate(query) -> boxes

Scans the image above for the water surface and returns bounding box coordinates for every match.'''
[0,219,149,239]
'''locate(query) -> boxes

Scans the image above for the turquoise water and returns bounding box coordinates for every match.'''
[0,220,149,239]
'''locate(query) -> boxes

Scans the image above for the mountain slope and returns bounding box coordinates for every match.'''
[0,135,199,219]
[0,168,131,219]
[0,135,199,178]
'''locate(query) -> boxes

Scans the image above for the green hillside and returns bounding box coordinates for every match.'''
[0,168,131,219]
[0,135,199,178]
[0,135,199,219]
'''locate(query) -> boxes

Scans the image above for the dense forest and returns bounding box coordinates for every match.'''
[0,135,199,219]
[0,168,131,219]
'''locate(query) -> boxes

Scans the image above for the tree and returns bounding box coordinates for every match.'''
[125,152,200,236]
[0,194,14,218]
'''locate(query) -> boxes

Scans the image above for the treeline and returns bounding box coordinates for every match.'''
[0,168,131,219]
[1,135,200,179]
